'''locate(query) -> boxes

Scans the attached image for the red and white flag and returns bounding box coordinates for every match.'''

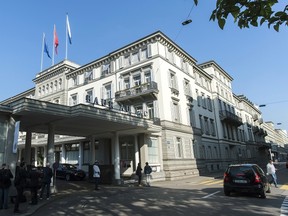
[54,25,59,55]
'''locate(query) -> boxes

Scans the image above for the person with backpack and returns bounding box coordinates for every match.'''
[0,163,13,209]
[144,162,152,187]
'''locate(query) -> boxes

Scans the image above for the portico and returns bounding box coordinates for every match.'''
[4,97,162,184]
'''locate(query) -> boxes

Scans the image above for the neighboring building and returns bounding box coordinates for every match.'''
[1,31,287,183]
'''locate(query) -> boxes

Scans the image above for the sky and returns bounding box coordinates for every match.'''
[1,1,288,131]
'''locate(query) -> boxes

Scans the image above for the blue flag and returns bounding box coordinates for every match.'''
[44,35,51,59]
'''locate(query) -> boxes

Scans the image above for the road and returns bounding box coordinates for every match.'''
[29,163,288,216]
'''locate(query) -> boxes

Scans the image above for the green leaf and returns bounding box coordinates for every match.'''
[218,18,226,29]
[260,17,266,25]
[273,24,279,32]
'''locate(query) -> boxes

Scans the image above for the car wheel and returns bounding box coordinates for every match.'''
[260,189,266,199]
[224,188,230,196]
[65,174,71,181]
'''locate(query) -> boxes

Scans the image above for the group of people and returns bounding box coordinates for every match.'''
[136,162,152,187]
[0,162,53,213]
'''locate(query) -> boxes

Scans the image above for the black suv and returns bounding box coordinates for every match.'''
[223,164,271,198]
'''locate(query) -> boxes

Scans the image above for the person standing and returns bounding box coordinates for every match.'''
[136,163,142,186]
[28,166,41,205]
[93,161,101,190]
[144,162,152,187]
[14,162,28,213]
[40,163,53,200]
[0,163,13,209]
[267,159,278,188]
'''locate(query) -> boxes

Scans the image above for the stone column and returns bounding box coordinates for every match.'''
[47,124,55,165]
[113,132,121,185]
[24,130,32,165]
[134,135,139,166]
[61,144,66,163]
[34,146,38,166]
[78,142,83,169]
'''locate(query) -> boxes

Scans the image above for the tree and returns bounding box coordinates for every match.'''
[194,0,288,31]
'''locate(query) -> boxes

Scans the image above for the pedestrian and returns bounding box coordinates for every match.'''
[14,161,28,213]
[93,161,101,190]
[39,163,53,200]
[0,163,13,209]
[144,162,152,187]
[136,163,143,186]
[28,166,41,205]
[267,159,278,188]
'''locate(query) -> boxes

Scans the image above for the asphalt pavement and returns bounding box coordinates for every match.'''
[1,171,224,216]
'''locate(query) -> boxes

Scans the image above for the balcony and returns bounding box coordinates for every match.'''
[115,81,159,105]
[219,110,243,126]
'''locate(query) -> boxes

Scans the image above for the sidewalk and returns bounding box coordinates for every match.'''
[1,172,223,216]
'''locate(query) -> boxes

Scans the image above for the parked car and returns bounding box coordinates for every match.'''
[223,164,271,198]
[56,163,86,181]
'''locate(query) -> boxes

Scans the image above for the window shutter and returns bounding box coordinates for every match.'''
[119,56,123,69]
[147,44,152,58]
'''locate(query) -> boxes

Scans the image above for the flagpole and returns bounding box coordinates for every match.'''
[52,24,55,65]
[41,33,45,71]
[65,14,68,60]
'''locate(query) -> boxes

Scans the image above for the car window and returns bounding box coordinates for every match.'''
[253,165,264,175]
[229,166,254,178]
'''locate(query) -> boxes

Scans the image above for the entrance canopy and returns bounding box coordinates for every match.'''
[8,98,161,137]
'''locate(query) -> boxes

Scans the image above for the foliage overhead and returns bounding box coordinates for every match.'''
[193,0,288,31]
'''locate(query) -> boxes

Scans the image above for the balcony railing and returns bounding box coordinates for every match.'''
[219,110,243,126]
[115,81,158,104]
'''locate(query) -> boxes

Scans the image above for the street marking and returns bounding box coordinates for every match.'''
[202,191,221,199]
[206,180,223,185]
[199,180,216,184]
[281,185,288,190]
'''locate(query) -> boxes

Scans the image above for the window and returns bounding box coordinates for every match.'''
[202,93,207,109]
[59,79,62,90]
[144,70,151,83]
[140,47,148,60]
[124,55,130,67]
[184,79,191,95]
[199,115,204,134]
[72,76,78,86]
[85,89,93,103]
[102,63,110,76]
[207,97,212,111]
[123,77,130,89]
[70,94,78,106]
[147,102,154,119]
[166,48,174,63]
[84,71,93,84]
[103,84,112,100]
[210,119,216,136]
[204,117,209,135]
[169,72,178,90]
[50,82,53,93]
[172,101,180,123]
[134,105,143,117]
[54,81,58,91]
[131,51,139,64]
[133,74,141,86]
[196,90,201,106]
[148,138,159,163]
[175,137,182,158]
[38,87,41,96]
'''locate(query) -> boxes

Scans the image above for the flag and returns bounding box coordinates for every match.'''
[67,14,72,44]
[44,34,51,59]
[54,25,59,54]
